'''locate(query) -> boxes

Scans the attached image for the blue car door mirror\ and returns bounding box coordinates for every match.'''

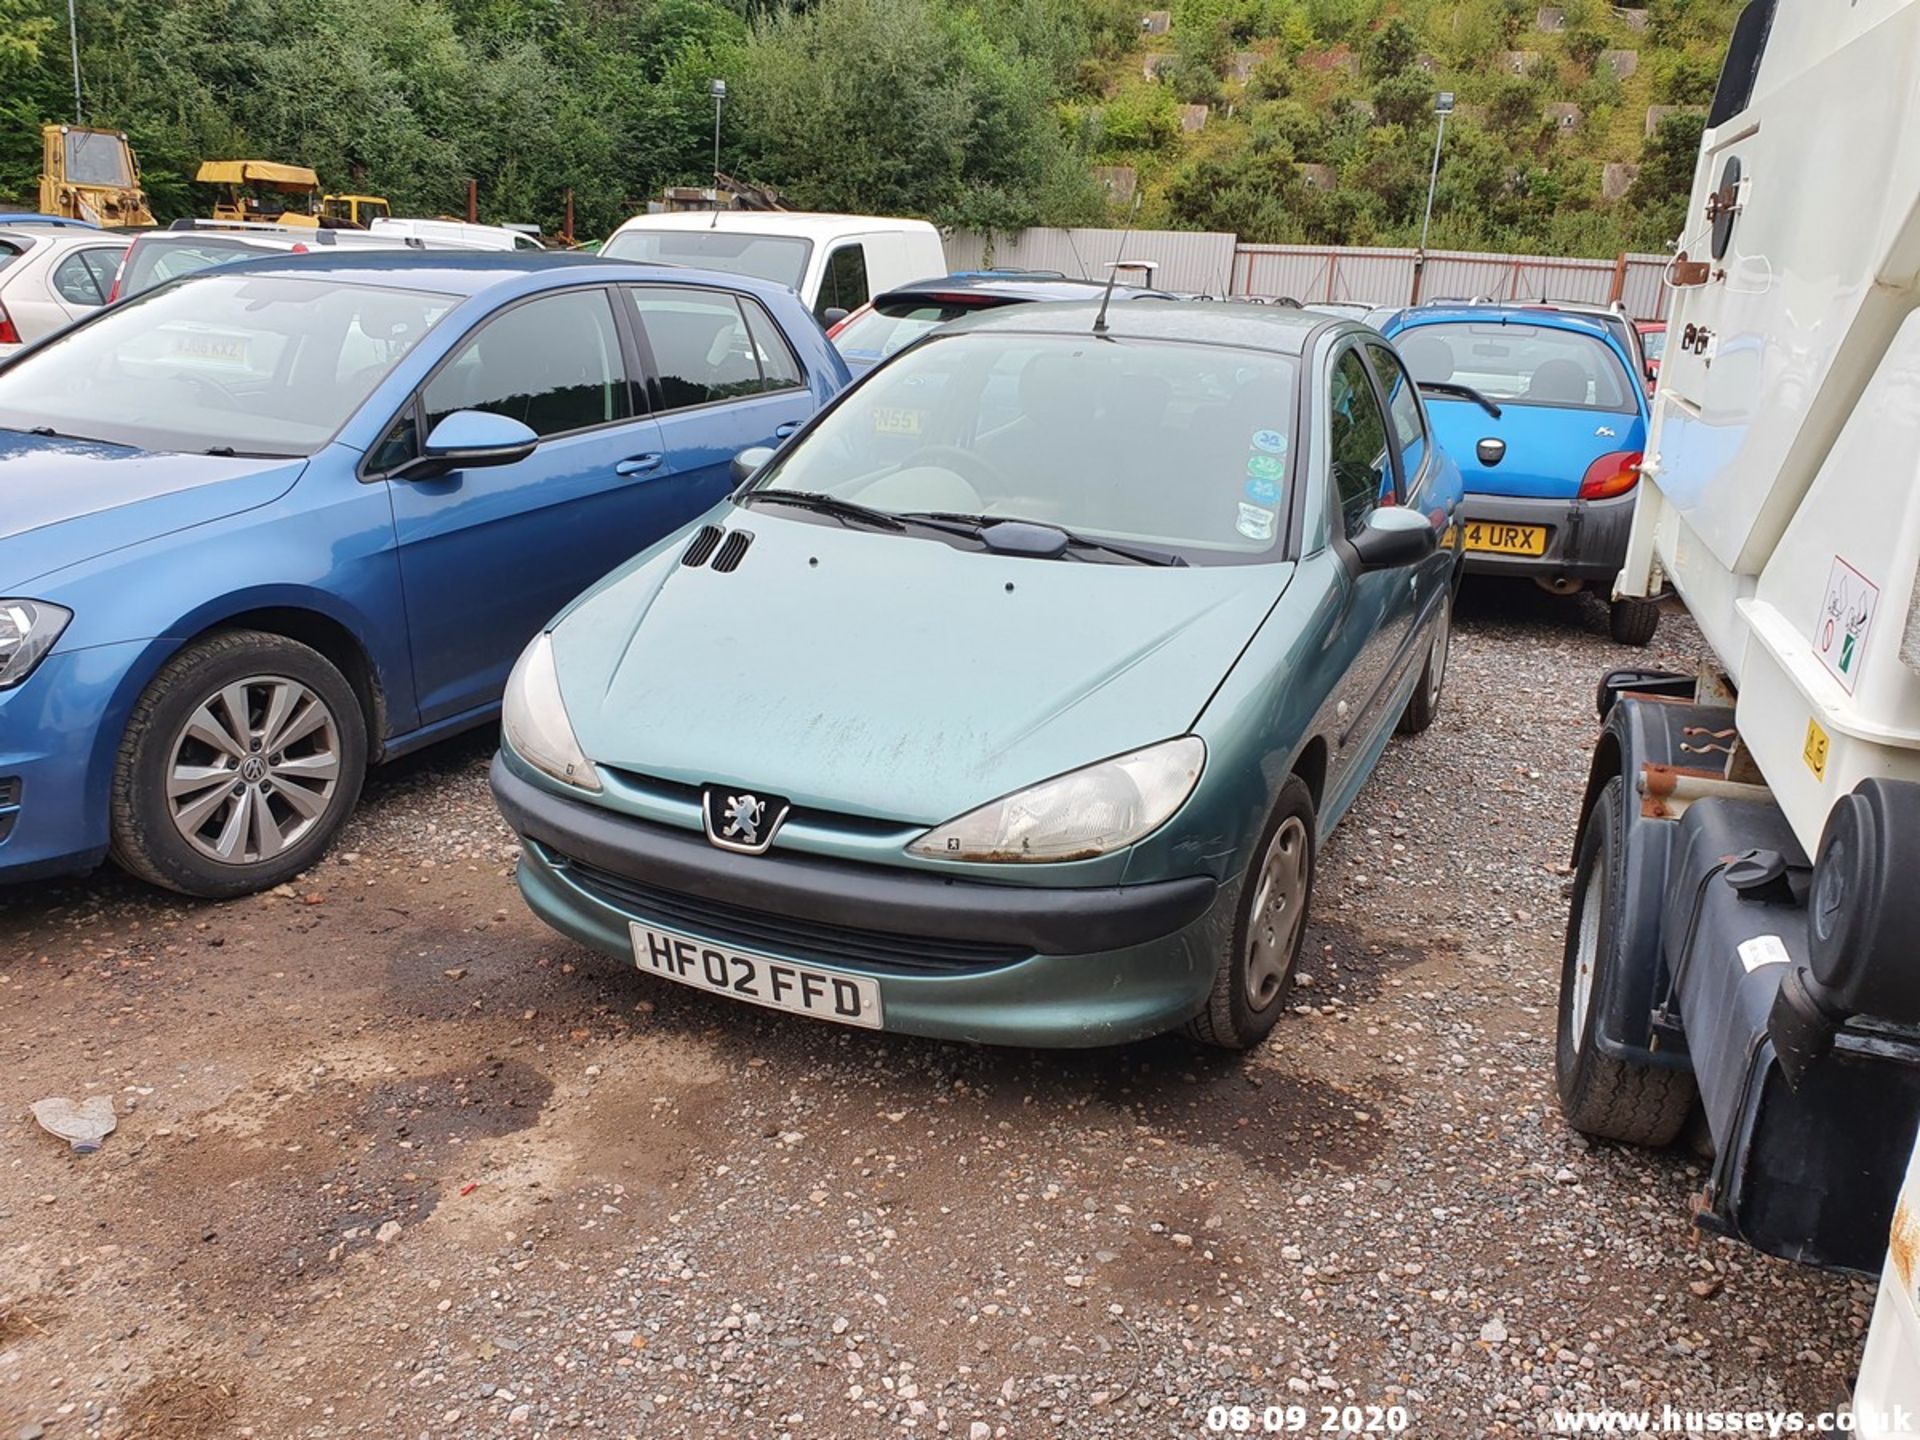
[399,410,540,480]
[731,446,777,487]
[1349,505,1436,571]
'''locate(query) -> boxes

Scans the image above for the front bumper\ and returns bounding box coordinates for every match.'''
[491,752,1227,1047]
[0,641,149,883]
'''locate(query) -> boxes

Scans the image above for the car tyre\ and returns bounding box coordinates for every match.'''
[109,629,367,898]
[1397,593,1451,735]
[1609,595,1661,647]
[1554,775,1696,1145]
[1188,774,1316,1051]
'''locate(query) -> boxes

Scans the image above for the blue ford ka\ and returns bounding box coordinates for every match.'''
[1378,304,1658,644]
[0,252,846,895]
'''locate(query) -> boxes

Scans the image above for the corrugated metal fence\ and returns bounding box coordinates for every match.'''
[946,228,1671,320]
[1232,243,1671,317]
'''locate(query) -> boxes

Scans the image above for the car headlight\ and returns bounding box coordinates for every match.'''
[0,600,72,689]
[908,736,1205,863]
[501,631,600,793]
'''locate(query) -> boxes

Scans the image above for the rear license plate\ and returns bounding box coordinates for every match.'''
[1460,520,1549,557]
[628,923,883,1029]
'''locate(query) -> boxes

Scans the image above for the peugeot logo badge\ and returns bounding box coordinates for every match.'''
[701,785,792,855]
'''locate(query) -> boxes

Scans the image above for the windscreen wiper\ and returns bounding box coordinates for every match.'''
[736,489,906,530]
[1415,380,1503,419]
[899,512,1189,567]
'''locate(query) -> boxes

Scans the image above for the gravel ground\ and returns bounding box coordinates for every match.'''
[0,579,1875,1440]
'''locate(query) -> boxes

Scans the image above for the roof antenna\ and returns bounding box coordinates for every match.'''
[1092,191,1144,336]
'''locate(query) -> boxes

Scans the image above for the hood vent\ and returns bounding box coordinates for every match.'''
[680,524,723,567]
[710,529,755,573]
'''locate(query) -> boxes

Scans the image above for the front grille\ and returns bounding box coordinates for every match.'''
[551,850,1029,976]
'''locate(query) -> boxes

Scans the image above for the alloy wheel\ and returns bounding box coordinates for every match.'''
[165,675,343,866]
[1245,815,1311,1009]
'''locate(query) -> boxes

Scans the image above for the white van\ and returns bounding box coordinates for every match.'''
[599,211,946,326]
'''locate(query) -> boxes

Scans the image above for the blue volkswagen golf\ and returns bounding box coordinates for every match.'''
[1378,304,1658,644]
[0,252,846,895]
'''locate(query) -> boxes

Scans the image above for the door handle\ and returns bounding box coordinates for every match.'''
[773,422,799,439]
[615,454,664,477]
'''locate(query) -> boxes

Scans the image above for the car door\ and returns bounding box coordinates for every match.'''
[382,285,668,725]
[624,285,820,518]
[1363,340,1455,640]
[1323,345,1421,777]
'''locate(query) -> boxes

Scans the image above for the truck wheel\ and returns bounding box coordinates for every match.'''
[109,630,368,898]
[1188,775,1315,1051]
[1555,775,1697,1145]
[1609,596,1661,647]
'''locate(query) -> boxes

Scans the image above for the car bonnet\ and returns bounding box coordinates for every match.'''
[547,514,1294,829]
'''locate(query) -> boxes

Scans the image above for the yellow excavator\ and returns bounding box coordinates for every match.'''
[319,194,391,227]
[37,124,154,227]
[195,159,324,226]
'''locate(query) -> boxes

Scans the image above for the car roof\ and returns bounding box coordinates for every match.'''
[937,298,1326,355]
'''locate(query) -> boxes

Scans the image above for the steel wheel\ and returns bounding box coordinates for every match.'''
[1425,602,1450,711]
[1568,861,1603,1053]
[1244,814,1311,1008]
[165,675,343,866]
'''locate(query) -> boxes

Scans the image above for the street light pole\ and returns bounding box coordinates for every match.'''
[67,0,83,123]
[1413,90,1454,304]
[709,79,728,194]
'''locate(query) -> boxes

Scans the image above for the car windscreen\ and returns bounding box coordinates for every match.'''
[751,331,1300,566]
[599,229,812,291]
[0,273,456,456]
[1397,322,1637,413]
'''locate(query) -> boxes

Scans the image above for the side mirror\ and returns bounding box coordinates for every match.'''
[399,410,539,480]
[731,445,776,487]
[821,306,850,328]
[1349,504,1436,570]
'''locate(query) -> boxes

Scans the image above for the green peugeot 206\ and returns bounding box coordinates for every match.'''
[490,299,1464,1050]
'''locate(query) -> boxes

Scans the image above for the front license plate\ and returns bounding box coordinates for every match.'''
[629,923,883,1030]
[1461,520,1549,557]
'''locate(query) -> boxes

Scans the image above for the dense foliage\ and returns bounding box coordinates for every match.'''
[0,0,1726,256]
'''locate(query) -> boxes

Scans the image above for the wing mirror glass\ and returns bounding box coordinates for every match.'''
[731,445,777,487]
[1350,504,1436,570]
[398,410,539,481]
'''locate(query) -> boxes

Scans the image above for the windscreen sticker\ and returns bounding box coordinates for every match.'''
[1236,502,1277,542]
[1244,475,1281,505]
[1250,429,1288,454]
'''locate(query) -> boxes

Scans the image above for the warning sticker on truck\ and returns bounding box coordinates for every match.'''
[1813,555,1879,695]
